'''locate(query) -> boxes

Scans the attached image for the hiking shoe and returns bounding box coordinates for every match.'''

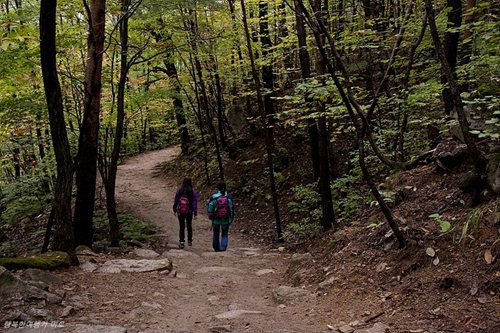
[179,242,185,249]
[188,241,192,246]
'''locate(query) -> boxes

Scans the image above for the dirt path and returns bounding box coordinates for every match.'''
[58,147,325,333]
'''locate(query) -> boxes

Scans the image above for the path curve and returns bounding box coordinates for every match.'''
[63,147,324,333]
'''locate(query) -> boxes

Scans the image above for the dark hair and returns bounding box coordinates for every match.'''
[217,181,226,195]
[181,178,193,193]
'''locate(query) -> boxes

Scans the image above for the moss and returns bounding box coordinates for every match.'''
[0,251,70,270]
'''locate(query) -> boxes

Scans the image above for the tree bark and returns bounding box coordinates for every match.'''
[425,0,486,172]
[39,0,76,259]
[442,0,462,115]
[241,0,282,240]
[312,0,335,231]
[74,0,106,247]
[293,0,320,181]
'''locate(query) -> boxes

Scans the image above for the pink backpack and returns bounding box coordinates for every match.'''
[215,195,230,219]
[177,195,190,215]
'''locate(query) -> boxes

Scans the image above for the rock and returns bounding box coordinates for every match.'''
[209,325,232,332]
[21,269,63,287]
[194,266,243,274]
[353,322,391,333]
[256,269,275,276]
[96,259,172,274]
[272,286,310,304]
[0,266,62,305]
[163,249,200,258]
[487,152,500,193]
[287,253,313,275]
[433,140,468,170]
[339,324,354,333]
[278,247,286,252]
[141,301,162,310]
[214,309,263,320]
[61,306,74,318]
[80,261,98,273]
[0,252,71,270]
[318,277,336,290]
[133,248,160,259]
[75,245,96,256]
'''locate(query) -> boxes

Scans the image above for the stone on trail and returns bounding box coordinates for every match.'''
[208,325,232,332]
[96,259,172,273]
[194,266,243,274]
[214,309,263,320]
[272,286,310,304]
[0,266,62,305]
[162,249,200,258]
[133,248,160,259]
[80,261,98,273]
[256,269,275,276]
[20,268,63,286]
[353,323,390,333]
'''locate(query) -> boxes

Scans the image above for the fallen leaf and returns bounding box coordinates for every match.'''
[433,256,440,266]
[477,297,487,304]
[484,249,495,265]
[470,284,478,296]
[426,247,436,257]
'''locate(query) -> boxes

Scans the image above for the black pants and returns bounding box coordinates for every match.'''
[178,213,193,243]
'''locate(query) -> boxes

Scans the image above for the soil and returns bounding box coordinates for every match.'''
[12,147,326,333]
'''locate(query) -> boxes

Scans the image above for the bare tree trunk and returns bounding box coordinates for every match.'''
[293,0,320,181]
[425,0,486,172]
[312,0,335,230]
[74,0,106,247]
[442,0,462,115]
[241,0,282,240]
[40,0,77,261]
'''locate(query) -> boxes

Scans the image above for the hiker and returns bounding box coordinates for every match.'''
[207,181,234,252]
[173,178,198,249]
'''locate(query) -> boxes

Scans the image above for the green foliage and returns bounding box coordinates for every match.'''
[93,212,156,250]
[457,208,483,243]
[0,175,51,226]
[283,219,322,246]
[429,213,453,233]
[119,213,156,242]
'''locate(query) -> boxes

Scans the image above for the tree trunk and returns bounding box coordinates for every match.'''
[104,0,131,247]
[74,0,106,247]
[153,21,190,154]
[294,0,320,181]
[187,11,224,181]
[39,0,76,260]
[442,0,462,115]
[241,0,282,240]
[313,0,335,231]
[425,0,486,172]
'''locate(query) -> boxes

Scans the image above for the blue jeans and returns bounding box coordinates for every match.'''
[212,224,229,252]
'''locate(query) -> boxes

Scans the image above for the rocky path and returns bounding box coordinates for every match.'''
[12,147,324,333]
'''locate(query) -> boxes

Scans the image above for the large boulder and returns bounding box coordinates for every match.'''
[0,252,70,270]
[0,266,62,306]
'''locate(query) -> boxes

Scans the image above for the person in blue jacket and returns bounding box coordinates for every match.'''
[207,181,234,252]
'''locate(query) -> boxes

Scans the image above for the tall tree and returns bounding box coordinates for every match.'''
[313,0,335,230]
[293,0,320,181]
[39,0,76,257]
[241,0,282,239]
[73,0,106,247]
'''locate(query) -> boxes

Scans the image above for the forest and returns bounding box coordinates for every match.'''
[0,0,499,332]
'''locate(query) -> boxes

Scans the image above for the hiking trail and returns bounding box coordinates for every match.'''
[54,147,325,333]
